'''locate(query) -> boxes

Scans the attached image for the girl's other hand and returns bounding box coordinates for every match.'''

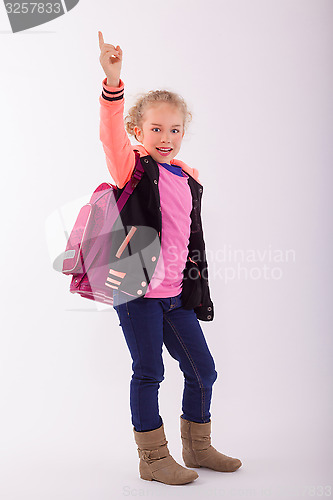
[98,31,122,87]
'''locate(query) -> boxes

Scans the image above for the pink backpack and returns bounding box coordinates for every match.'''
[62,153,144,305]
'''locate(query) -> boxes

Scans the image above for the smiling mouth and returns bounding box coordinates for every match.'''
[156,147,173,153]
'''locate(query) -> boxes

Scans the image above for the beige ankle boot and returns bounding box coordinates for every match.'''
[133,423,199,485]
[180,416,242,472]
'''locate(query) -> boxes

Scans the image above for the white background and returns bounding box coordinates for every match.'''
[0,0,332,499]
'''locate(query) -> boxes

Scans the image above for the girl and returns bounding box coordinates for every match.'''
[98,31,242,485]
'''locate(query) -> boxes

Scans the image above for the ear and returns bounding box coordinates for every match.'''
[134,126,143,143]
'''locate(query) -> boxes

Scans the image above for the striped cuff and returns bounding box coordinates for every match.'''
[101,78,124,102]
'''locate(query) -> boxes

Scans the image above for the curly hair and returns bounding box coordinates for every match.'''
[124,88,192,141]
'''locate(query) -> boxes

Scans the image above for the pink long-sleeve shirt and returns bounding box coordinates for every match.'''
[100,78,202,298]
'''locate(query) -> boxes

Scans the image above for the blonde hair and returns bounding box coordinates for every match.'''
[124,89,192,141]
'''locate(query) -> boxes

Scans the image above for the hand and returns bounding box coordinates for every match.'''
[98,31,123,87]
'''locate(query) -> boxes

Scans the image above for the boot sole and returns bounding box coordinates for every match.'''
[184,462,242,472]
[140,475,198,485]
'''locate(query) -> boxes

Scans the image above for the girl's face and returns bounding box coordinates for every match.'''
[134,103,185,165]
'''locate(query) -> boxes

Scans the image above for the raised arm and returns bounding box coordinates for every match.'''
[98,31,135,189]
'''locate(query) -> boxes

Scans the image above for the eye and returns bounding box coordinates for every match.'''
[172,129,180,133]
[152,127,160,132]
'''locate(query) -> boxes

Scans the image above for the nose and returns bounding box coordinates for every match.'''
[160,132,172,143]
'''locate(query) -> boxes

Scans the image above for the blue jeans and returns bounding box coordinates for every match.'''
[112,289,218,432]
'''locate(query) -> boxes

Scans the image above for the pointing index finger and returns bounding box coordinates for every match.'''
[98,31,104,49]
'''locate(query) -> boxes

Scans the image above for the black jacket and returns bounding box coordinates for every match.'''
[107,151,214,321]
